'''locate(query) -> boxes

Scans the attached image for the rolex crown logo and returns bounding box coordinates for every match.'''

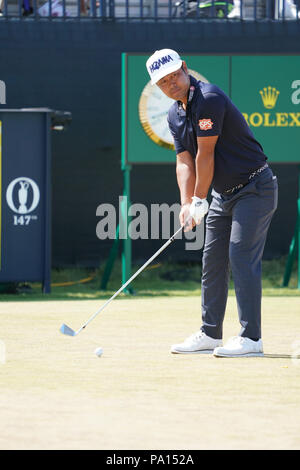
[259,86,280,109]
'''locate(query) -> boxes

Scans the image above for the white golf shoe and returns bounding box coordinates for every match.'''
[171,330,222,354]
[213,336,264,357]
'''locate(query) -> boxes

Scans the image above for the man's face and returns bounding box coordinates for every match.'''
[156,62,190,102]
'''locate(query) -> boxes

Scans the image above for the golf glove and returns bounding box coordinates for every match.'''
[189,196,209,224]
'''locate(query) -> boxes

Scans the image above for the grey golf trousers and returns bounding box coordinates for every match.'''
[201,167,278,340]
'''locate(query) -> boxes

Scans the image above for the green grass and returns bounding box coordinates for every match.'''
[0,256,299,301]
[1,296,300,449]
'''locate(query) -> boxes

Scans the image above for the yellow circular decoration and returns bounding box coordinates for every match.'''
[138,69,209,150]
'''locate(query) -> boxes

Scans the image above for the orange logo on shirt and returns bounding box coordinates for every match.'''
[199,119,213,130]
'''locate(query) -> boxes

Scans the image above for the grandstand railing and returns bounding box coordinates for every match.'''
[0,0,299,20]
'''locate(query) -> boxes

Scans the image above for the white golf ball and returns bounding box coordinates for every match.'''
[94,347,103,357]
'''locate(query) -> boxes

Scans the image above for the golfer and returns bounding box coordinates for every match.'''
[146,49,278,357]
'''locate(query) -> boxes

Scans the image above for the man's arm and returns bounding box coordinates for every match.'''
[187,135,218,226]
[176,150,196,231]
[193,135,218,199]
[176,150,196,205]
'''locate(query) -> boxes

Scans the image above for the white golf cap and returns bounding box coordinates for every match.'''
[146,49,183,85]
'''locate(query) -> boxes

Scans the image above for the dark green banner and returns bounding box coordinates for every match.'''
[122,53,300,165]
[231,55,300,163]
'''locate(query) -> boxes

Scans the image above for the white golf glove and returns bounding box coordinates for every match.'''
[189,196,209,224]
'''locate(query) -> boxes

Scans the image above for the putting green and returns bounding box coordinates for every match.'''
[0,296,300,450]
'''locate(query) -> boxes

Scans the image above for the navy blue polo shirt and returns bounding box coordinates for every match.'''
[167,75,267,194]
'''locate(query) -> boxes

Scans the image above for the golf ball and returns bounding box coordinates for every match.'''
[94,347,103,357]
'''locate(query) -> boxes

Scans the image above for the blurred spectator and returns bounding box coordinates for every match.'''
[81,0,101,15]
[173,0,233,17]
[277,0,300,17]
[79,0,100,16]
[81,0,88,14]
[38,0,87,15]
[228,0,300,18]
[23,0,34,15]
[38,0,70,15]
[0,0,3,16]
[227,0,240,16]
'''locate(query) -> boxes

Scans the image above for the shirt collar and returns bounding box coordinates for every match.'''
[177,75,198,115]
[188,75,199,102]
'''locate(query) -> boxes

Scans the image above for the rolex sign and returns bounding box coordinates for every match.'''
[231,55,300,163]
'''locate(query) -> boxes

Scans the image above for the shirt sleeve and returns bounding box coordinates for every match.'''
[196,92,226,137]
[167,117,186,155]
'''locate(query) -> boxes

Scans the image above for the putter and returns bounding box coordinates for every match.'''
[60,224,186,337]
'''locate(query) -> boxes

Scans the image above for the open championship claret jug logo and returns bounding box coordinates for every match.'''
[6,177,40,226]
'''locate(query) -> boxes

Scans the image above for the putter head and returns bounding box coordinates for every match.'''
[60,323,76,336]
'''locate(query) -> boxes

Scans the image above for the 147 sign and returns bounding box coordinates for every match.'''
[6,177,40,226]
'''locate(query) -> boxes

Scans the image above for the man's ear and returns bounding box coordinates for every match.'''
[182,61,188,74]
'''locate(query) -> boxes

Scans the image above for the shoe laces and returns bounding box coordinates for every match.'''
[228,336,245,345]
[188,331,205,342]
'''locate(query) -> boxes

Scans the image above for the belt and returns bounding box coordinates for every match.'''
[224,163,269,195]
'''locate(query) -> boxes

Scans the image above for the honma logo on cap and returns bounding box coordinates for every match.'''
[149,54,174,74]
